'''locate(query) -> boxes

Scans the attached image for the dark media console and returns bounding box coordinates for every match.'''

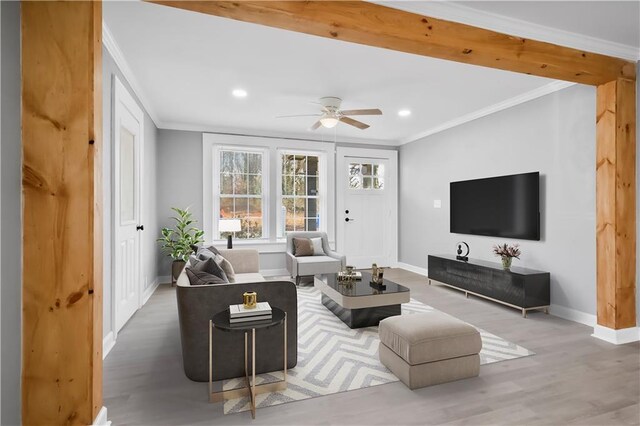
[428,255,550,317]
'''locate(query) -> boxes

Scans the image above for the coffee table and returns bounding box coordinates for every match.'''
[314,271,410,328]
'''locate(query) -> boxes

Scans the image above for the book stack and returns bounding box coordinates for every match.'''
[229,302,272,324]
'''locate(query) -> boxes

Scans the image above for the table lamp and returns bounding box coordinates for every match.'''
[219,218,241,249]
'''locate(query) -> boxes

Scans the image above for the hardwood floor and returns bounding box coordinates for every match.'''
[104,269,640,425]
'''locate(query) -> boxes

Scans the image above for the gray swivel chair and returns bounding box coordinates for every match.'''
[286,231,346,285]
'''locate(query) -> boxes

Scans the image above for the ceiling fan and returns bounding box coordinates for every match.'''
[277,97,382,130]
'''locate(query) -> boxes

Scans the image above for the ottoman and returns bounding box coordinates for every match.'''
[378,312,482,389]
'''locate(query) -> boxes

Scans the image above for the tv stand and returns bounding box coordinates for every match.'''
[427,255,550,317]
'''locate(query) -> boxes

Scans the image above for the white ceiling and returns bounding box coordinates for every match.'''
[103,1,635,145]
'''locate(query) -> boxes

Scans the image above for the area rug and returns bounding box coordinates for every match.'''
[221,285,534,414]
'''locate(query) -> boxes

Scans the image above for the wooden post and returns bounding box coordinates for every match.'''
[596,78,637,330]
[21,1,103,424]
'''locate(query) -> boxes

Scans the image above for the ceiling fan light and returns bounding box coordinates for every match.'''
[320,117,339,128]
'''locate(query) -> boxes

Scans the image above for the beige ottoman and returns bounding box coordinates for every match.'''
[378,312,482,389]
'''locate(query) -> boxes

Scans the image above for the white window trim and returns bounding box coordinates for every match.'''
[203,133,336,246]
[276,149,328,238]
[212,145,269,241]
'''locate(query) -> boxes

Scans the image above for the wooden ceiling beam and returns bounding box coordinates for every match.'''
[148,0,635,86]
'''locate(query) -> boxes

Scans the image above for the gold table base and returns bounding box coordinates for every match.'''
[209,312,287,419]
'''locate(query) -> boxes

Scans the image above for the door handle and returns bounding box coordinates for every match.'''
[345,218,355,222]
[136,225,144,231]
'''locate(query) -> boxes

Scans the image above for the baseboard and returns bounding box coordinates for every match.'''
[260,268,289,277]
[103,331,116,359]
[396,262,428,276]
[548,304,596,327]
[93,406,111,426]
[142,277,160,305]
[592,325,640,345]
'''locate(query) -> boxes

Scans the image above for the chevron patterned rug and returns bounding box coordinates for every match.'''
[222,285,534,414]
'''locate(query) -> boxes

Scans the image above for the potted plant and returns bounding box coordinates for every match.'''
[492,243,521,270]
[158,207,204,284]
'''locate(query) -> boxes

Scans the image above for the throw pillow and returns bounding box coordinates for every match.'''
[194,246,219,261]
[310,237,325,256]
[293,237,314,257]
[185,268,227,286]
[190,255,229,283]
[217,256,236,283]
[190,244,221,256]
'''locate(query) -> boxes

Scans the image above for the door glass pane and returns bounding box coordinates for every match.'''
[120,127,135,223]
[363,176,373,189]
[362,164,372,176]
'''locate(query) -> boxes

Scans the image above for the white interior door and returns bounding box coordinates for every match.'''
[336,147,398,269]
[113,76,144,332]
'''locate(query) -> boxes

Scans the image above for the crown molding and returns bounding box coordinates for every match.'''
[159,120,401,146]
[374,1,640,62]
[400,80,576,145]
[102,22,161,125]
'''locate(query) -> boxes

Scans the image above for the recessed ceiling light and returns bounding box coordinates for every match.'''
[398,109,411,117]
[232,89,248,98]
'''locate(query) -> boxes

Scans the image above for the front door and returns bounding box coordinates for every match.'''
[336,147,398,269]
[113,76,144,332]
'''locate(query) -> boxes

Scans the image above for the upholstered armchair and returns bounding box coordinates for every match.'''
[286,232,346,285]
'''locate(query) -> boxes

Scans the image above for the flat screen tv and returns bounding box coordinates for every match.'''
[450,172,540,240]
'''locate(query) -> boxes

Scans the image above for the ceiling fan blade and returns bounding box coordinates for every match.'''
[310,121,322,130]
[340,116,370,130]
[340,108,382,116]
[276,113,322,118]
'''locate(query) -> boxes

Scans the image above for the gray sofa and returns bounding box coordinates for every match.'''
[176,249,298,382]
[286,232,346,284]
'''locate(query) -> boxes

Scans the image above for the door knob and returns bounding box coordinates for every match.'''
[345,218,355,222]
[136,225,144,231]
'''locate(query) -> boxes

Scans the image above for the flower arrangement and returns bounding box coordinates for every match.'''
[492,243,521,259]
[492,243,521,269]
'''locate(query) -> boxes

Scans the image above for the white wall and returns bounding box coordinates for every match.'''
[103,47,159,339]
[399,84,598,321]
[0,2,20,423]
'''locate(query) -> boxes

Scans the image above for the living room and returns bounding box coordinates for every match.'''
[2,1,639,425]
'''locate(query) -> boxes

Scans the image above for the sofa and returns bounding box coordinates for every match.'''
[176,248,298,382]
[286,232,346,285]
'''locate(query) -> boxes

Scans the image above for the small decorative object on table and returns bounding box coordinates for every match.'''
[370,267,386,290]
[492,243,521,270]
[243,291,257,309]
[338,266,361,281]
[456,241,470,261]
[372,263,378,276]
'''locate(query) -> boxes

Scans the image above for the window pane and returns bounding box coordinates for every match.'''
[237,217,262,239]
[294,176,306,196]
[374,177,384,190]
[307,198,317,218]
[221,151,234,173]
[233,174,247,194]
[282,175,294,196]
[363,176,372,189]
[306,217,318,231]
[373,164,384,177]
[294,197,306,217]
[248,175,261,195]
[307,156,318,176]
[307,176,318,196]
[235,197,249,217]
[233,152,246,173]
[220,173,233,194]
[282,154,295,175]
[248,198,261,216]
[220,197,234,219]
[248,153,261,174]
[362,163,372,176]
[295,155,306,175]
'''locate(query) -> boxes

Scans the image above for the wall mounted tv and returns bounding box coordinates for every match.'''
[450,172,540,241]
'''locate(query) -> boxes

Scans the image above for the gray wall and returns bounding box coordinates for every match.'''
[1,2,21,423]
[102,47,159,338]
[399,84,598,317]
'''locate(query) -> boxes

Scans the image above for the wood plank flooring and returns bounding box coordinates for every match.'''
[104,269,640,425]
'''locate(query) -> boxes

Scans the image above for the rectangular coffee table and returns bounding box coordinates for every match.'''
[314,271,410,328]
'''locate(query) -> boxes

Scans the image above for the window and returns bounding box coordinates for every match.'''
[348,162,384,190]
[280,153,320,235]
[218,149,264,239]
